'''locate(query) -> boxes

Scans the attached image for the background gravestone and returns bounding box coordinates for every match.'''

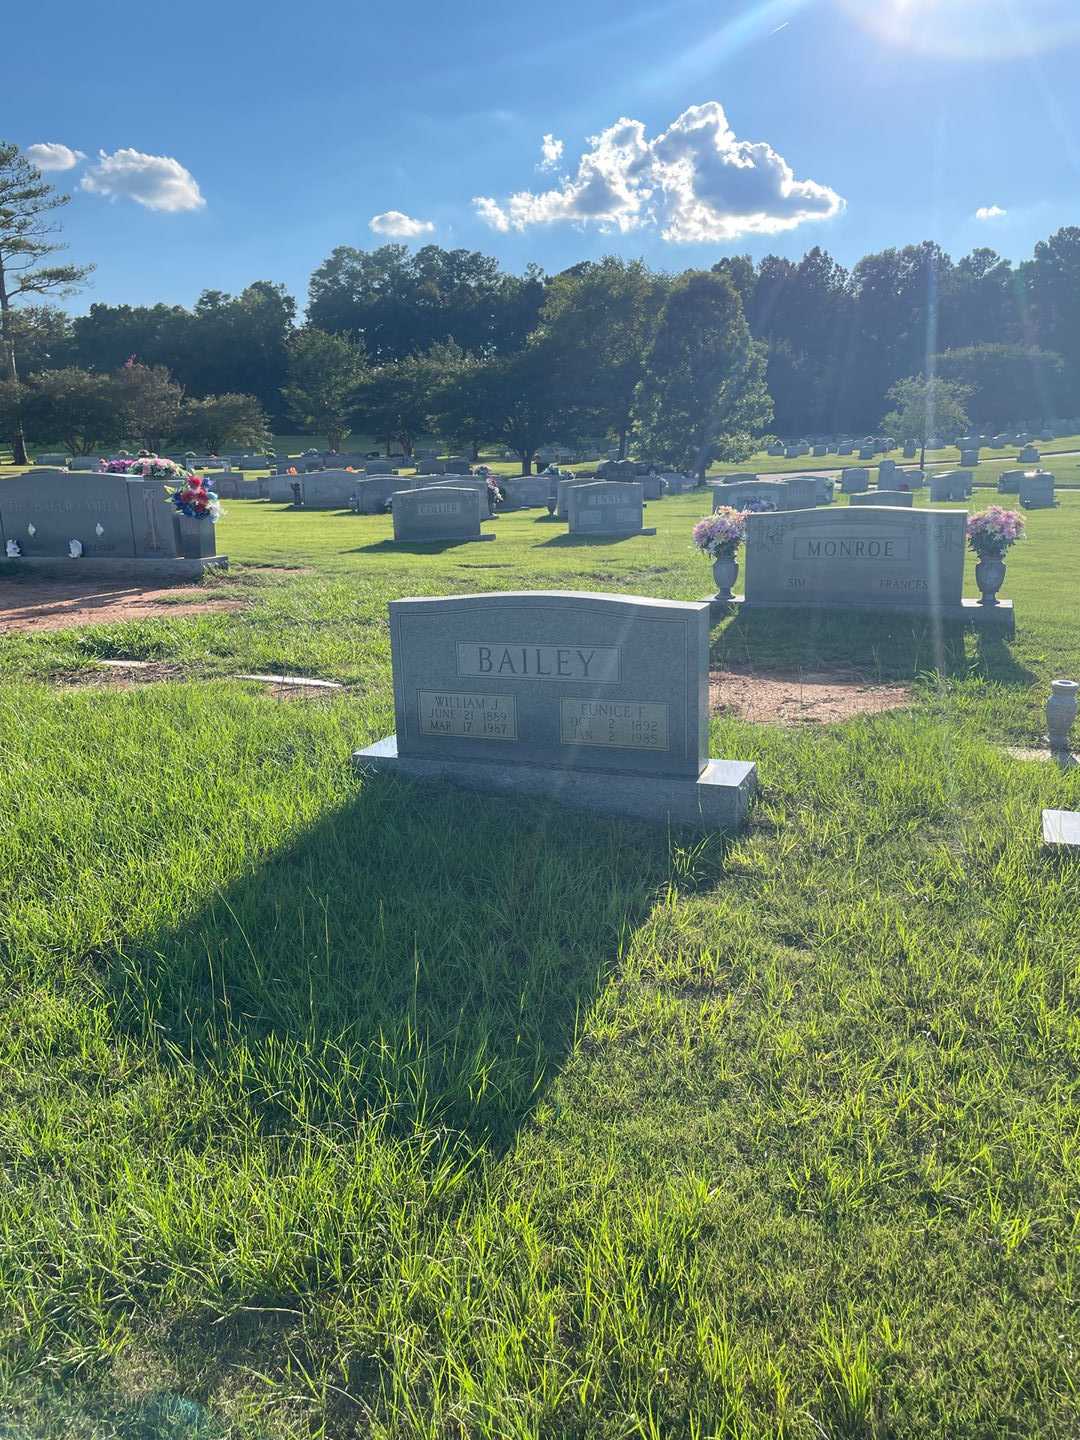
[392,486,493,543]
[0,470,138,557]
[711,480,787,512]
[296,470,362,509]
[351,476,420,514]
[1019,471,1055,508]
[929,472,970,502]
[850,490,913,507]
[354,591,757,829]
[556,476,598,519]
[499,475,555,509]
[840,468,870,494]
[567,482,655,537]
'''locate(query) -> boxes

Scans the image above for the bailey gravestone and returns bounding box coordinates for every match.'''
[354,591,756,828]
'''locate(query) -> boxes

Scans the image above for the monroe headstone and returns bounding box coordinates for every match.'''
[733,505,1010,630]
[354,591,756,829]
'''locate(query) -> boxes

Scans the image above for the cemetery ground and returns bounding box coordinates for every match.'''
[0,487,1078,1438]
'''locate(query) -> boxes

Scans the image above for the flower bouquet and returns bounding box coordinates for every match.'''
[101,455,191,482]
[966,506,1024,606]
[693,506,748,601]
[170,473,221,521]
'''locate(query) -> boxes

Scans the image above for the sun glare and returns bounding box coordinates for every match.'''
[836,0,1080,60]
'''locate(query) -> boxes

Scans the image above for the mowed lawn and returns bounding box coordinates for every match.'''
[0,485,1078,1438]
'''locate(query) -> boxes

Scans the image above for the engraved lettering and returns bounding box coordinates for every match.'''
[456,642,619,683]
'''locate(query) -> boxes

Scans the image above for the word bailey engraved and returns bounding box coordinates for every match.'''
[456,642,621,682]
[418,690,517,739]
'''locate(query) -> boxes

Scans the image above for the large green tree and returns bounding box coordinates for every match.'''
[537,257,666,458]
[935,344,1070,427]
[634,270,772,477]
[0,141,93,462]
[433,345,565,474]
[174,393,270,453]
[281,329,366,451]
[9,367,119,454]
[881,375,971,468]
[113,360,184,453]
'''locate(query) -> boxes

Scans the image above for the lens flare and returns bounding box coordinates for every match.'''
[836,0,1080,60]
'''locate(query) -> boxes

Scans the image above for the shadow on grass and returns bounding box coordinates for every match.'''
[712,605,1036,685]
[348,537,495,554]
[538,532,644,548]
[108,775,713,1155]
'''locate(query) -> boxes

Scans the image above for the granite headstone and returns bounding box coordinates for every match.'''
[354,591,757,828]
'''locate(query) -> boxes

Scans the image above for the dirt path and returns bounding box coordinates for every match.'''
[711,667,911,724]
[0,579,242,633]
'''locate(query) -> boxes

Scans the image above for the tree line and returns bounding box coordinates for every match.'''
[2,139,1079,471]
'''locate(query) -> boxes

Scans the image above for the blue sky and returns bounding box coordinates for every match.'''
[9,0,1080,314]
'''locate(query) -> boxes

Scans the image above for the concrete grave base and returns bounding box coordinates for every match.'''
[0,555,228,581]
[354,735,756,830]
[702,594,1014,634]
[1042,809,1080,850]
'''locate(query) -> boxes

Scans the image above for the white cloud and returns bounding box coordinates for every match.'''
[25,142,85,172]
[80,149,205,212]
[975,204,1006,221]
[472,195,512,233]
[368,210,435,238]
[539,133,564,171]
[474,102,844,242]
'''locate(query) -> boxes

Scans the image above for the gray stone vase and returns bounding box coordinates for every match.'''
[1046,679,1079,750]
[172,513,217,559]
[974,554,1006,605]
[712,555,739,601]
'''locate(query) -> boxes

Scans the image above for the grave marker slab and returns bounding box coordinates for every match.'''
[929,471,971,502]
[1019,471,1055,508]
[850,489,913,507]
[840,468,870,494]
[392,486,493,543]
[354,591,756,829]
[731,505,1008,629]
[0,470,225,578]
[567,481,655,537]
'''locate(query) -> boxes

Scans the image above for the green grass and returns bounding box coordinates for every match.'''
[1,483,1079,1437]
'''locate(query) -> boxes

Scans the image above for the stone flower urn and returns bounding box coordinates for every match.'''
[974,554,1006,605]
[546,496,557,516]
[712,555,739,601]
[172,514,217,560]
[1047,679,1079,751]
